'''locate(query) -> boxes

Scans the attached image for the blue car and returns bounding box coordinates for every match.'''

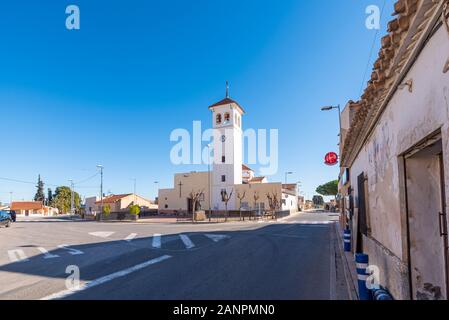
[0,210,12,228]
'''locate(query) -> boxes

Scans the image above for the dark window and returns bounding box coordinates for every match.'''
[221,175,226,182]
[222,156,226,163]
[165,204,168,209]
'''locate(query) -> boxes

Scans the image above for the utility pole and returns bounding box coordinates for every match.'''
[69,179,74,215]
[97,165,104,212]
[207,143,213,222]
[9,191,13,205]
[131,178,137,204]
[285,172,293,184]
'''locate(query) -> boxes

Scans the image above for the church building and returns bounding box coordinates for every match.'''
[158,85,298,214]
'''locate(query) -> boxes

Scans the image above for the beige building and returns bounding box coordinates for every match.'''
[11,201,59,216]
[85,193,156,215]
[159,89,298,215]
[340,0,449,300]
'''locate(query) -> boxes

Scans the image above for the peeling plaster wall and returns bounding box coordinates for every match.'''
[349,25,449,299]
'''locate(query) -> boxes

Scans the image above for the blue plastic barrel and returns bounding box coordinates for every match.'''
[373,288,393,300]
[355,253,371,300]
[343,229,351,252]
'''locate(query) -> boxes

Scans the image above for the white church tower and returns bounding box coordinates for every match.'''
[208,82,245,211]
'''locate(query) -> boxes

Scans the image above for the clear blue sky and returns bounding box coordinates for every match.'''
[0,0,395,203]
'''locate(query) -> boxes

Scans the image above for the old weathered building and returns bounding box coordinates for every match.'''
[340,0,449,300]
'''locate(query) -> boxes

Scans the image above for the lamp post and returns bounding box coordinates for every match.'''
[154,181,159,203]
[97,165,104,214]
[285,172,293,184]
[321,104,342,146]
[69,179,74,215]
[206,143,213,222]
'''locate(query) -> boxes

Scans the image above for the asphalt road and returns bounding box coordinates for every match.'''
[0,211,348,300]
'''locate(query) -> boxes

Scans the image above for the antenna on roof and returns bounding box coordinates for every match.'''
[226,81,229,98]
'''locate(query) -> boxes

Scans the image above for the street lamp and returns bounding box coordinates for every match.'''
[285,172,293,184]
[154,181,159,202]
[296,181,302,195]
[97,165,104,214]
[69,179,74,215]
[206,143,213,222]
[321,104,342,145]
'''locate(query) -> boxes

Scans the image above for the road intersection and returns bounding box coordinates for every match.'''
[0,211,346,300]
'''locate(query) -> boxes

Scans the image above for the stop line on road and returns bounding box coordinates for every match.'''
[5,232,230,264]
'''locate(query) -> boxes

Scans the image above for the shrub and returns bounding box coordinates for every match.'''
[129,205,141,216]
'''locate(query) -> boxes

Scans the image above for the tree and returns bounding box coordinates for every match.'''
[47,188,53,206]
[34,175,45,202]
[51,186,81,214]
[221,189,233,222]
[252,191,260,220]
[237,191,246,221]
[316,180,338,199]
[102,204,111,217]
[312,195,324,207]
[189,189,205,222]
[129,205,141,216]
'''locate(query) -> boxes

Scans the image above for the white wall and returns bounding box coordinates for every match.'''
[349,25,449,299]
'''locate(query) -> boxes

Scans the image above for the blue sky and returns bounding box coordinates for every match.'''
[0,0,395,203]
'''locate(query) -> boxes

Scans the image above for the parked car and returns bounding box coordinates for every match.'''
[0,210,12,228]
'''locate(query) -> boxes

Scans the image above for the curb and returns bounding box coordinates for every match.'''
[334,222,359,300]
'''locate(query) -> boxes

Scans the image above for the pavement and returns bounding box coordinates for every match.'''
[0,210,350,300]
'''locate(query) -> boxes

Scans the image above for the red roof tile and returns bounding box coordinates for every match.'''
[95,194,132,204]
[11,201,44,210]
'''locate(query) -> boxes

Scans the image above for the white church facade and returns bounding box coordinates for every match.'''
[158,87,298,214]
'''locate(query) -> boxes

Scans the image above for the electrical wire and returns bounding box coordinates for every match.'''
[359,0,387,97]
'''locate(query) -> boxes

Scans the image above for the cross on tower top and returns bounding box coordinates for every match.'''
[226,81,229,98]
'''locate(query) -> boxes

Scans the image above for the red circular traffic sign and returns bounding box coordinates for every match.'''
[324,152,339,166]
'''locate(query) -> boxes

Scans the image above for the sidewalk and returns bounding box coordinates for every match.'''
[334,222,359,300]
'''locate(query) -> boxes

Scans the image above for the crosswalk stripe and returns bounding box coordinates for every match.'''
[204,234,230,242]
[152,234,162,248]
[179,234,195,249]
[89,231,115,238]
[7,249,29,263]
[124,233,137,242]
[41,255,172,300]
[38,247,59,259]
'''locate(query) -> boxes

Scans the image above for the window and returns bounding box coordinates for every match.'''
[165,204,168,209]
[222,156,226,163]
[224,113,230,123]
[216,113,222,125]
[221,175,226,182]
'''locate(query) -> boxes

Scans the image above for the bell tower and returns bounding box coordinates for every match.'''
[208,82,245,210]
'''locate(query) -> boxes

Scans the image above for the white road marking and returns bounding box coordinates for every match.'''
[152,234,162,248]
[40,255,172,300]
[124,233,137,242]
[37,247,59,259]
[205,234,230,242]
[7,249,29,263]
[89,231,115,238]
[179,234,195,249]
[57,244,84,255]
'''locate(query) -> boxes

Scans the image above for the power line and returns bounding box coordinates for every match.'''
[74,172,99,185]
[359,0,387,97]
